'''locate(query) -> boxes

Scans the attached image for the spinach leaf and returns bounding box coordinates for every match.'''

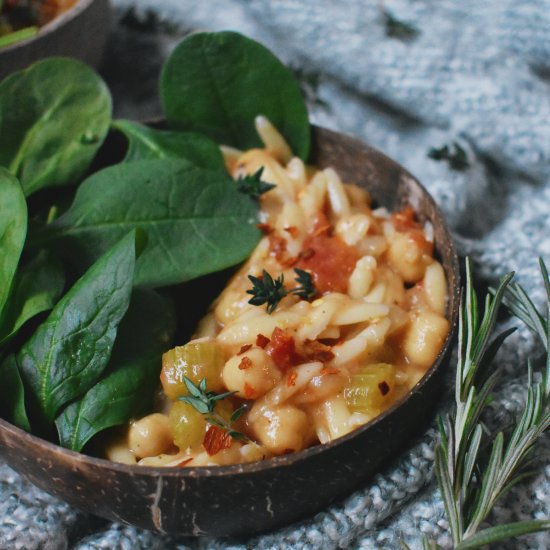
[0,58,112,196]
[112,119,225,170]
[0,354,31,432]
[0,254,65,346]
[18,231,136,423]
[56,289,176,451]
[43,159,261,288]
[0,168,27,321]
[160,31,310,160]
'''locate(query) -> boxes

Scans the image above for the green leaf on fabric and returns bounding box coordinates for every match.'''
[0,57,112,196]
[0,254,65,345]
[56,289,176,451]
[112,119,225,170]
[0,354,30,432]
[42,159,261,288]
[18,231,136,423]
[0,168,27,321]
[160,31,310,159]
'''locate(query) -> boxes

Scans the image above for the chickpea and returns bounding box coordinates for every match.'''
[222,346,282,399]
[249,403,312,454]
[403,310,450,369]
[387,232,432,283]
[128,413,173,459]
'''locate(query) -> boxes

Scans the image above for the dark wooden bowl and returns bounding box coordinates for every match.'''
[0,126,460,537]
[0,0,111,82]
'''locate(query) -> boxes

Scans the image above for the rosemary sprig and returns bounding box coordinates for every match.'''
[433,258,550,548]
[178,377,249,441]
[236,167,276,198]
[247,268,316,313]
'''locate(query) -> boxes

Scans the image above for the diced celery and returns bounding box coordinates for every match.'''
[168,400,206,451]
[161,339,224,399]
[344,362,397,413]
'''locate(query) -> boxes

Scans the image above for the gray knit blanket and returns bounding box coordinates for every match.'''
[1,1,549,548]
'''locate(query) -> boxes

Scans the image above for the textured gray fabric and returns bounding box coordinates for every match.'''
[1,1,549,548]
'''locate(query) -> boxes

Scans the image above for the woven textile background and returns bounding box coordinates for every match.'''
[1,1,549,548]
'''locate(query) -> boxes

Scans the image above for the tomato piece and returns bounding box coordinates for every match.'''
[296,232,359,294]
[265,327,303,371]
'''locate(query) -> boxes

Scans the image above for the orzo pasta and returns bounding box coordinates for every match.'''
[107,117,450,467]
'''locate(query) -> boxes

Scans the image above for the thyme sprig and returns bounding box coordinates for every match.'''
[431,258,550,549]
[247,268,316,313]
[178,377,249,441]
[236,167,276,198]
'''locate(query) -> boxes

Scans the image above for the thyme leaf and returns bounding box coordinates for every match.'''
[292,268,316,300]
[247,269,287,313]
[247,268,317,313]
[178,376,250,442]
[236,167,276,198]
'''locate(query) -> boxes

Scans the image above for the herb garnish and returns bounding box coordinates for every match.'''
[428,142,469,171]
[382,9,420,42]
[236,167,276,198]
[427,259,550,549]
[247,268,316,314]
[179,376,249,442]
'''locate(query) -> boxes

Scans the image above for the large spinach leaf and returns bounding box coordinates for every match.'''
[56,289,176,451]
[0,254,65,346]
[0,58,112,196]
[0,168,27,321]
[43,159,261,287]
[18,231,136,423]
[0,354,30,432]
[112,119,225,170]
[160,31,310,159]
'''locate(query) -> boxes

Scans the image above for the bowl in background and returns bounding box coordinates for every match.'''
[0,125,460,537]
[0,0,111,82]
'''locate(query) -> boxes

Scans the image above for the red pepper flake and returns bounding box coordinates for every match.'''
[312,210,332,236]
[302,339,335,363]
[320,367,339,376]
[203,426,232,456]
[238,356,253,370]
[177,458,194,467]
[244,382,257,399]
[268,234,287,261]
[256,334,270,348]
[392,206,420,232]
[298,248,315,261]
[256,223,273,235]
[238,344,252,355]
[265,327,304,372]
[281,255,299,268]
[378,381,390,396]
[313,224,331,237]
[310,350,335,362]
[284,226,299,238]
[286,371,298,387]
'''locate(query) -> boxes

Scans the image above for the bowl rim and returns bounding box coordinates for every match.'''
[0,124,460,479]
[0,0,97,54]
